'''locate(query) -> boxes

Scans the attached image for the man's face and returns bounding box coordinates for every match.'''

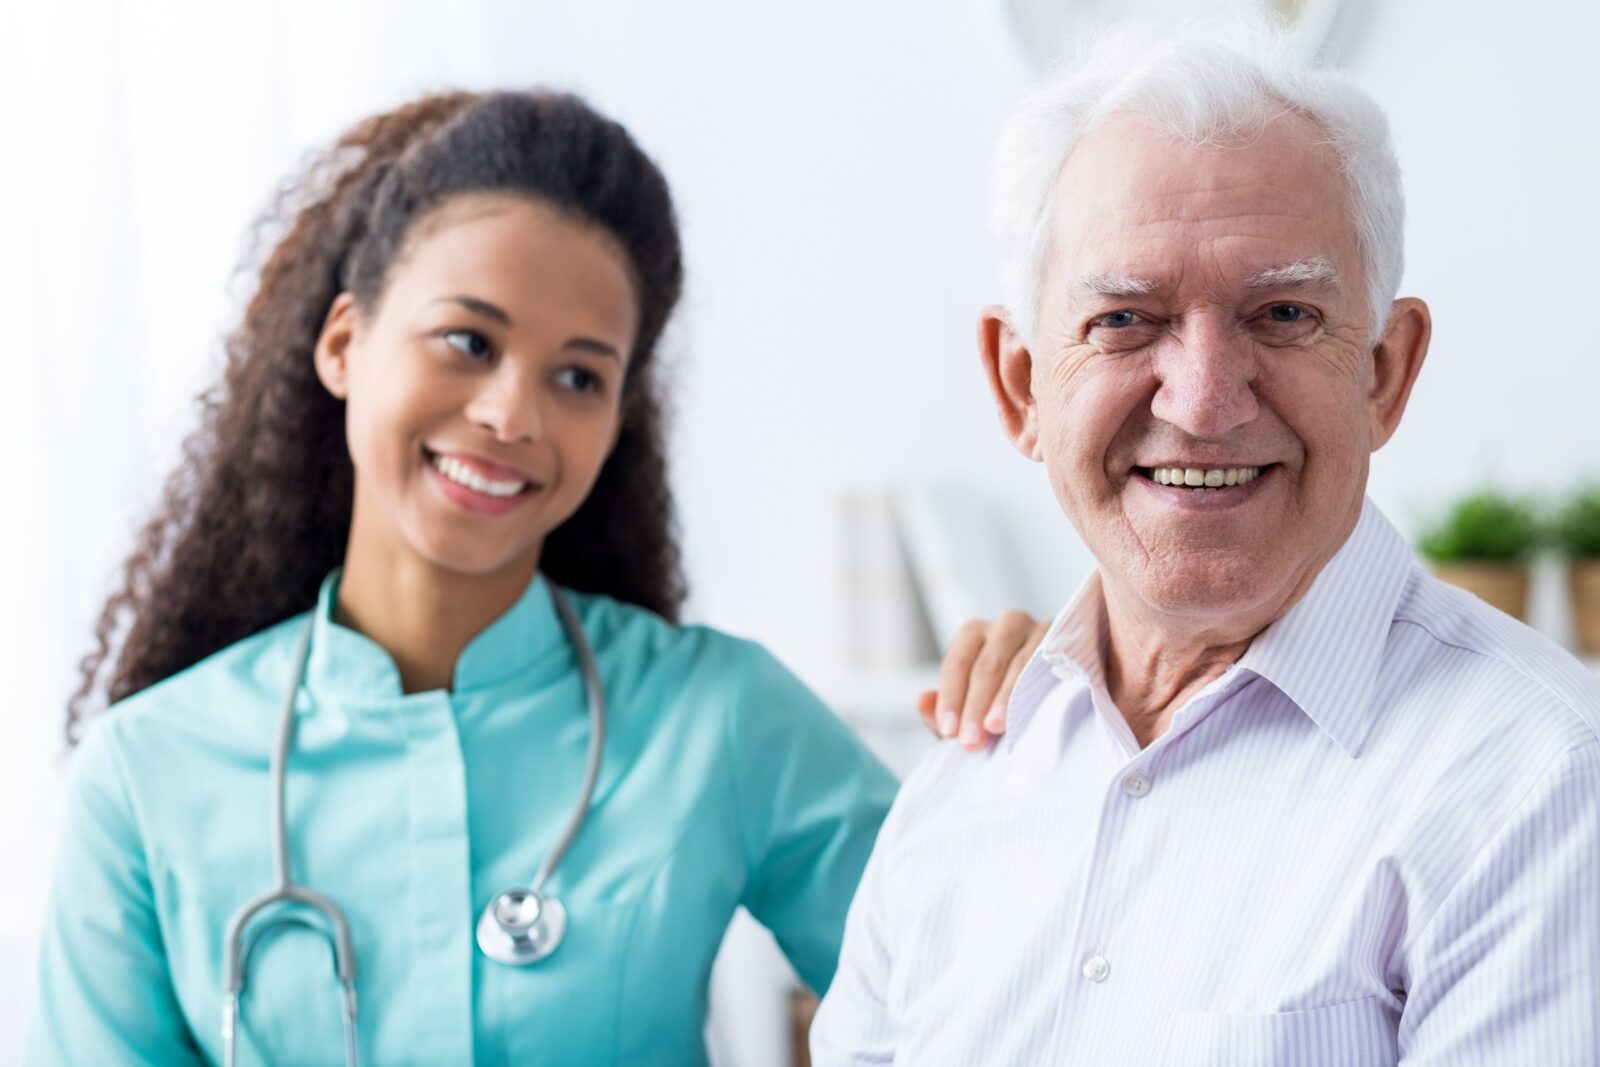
[1020,111,1393,627]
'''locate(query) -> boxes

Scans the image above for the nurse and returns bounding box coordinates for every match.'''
[28,91,1041,1064]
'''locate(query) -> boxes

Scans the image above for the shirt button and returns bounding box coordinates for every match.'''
[1121,772,1151,798]
[1081,955,1111,983]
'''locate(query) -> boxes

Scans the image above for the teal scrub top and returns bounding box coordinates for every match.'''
[27,570,897,1066]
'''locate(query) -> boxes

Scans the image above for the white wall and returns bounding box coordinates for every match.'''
[4,0,1599,1063]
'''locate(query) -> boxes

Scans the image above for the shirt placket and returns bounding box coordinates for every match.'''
[1046,682,1236,1052]
[397,693,476,1063]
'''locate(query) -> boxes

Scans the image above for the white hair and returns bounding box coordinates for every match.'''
[992,18,1404,344]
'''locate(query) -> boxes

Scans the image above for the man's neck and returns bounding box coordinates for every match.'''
[1098,578,1307,749]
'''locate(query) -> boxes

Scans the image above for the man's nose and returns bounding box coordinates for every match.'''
[1148,315,1260,439]
[465,365,544,443]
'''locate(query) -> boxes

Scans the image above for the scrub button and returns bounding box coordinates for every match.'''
[1122,772,1151,798]
[1082,955,1111,983]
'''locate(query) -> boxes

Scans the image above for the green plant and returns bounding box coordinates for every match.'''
[1552,483,1600,559]
[1416,489,1543,563]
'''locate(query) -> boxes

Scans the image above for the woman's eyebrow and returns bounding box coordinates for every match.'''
[432,294,512,325]
[565,337,620,359]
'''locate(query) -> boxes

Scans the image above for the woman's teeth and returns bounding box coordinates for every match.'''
[1150,466,1261,488]
[432,454,528,498]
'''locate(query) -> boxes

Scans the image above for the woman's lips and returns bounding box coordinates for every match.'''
[426,446,536,484]
[423,447,539,516]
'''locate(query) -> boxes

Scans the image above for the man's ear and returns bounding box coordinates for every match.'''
[978,305,1042,460]
[313,292,362,401]
[1368,296,1431,451]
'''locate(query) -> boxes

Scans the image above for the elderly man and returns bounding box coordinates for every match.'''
[811,23,1600,1066]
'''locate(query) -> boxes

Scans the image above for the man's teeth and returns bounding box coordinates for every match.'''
[1150,466,1261,488]
[432,454,528,498]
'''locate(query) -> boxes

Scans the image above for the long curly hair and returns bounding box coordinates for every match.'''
[67,90,686,745]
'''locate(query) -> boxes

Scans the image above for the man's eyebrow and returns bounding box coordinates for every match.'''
[1246,258,1338,289]
[1073,272,1159,297]
[432,295,511,324]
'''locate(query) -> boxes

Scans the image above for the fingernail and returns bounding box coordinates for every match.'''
[937,710,956,737]
[985,706,1006,732]
[959,721,983,747]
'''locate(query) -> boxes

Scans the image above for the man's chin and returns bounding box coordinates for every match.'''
[1119,557,1291,627]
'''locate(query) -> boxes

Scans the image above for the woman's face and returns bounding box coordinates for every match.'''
[315,193,640,579]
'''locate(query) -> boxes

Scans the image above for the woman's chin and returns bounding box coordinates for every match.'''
[404,529,541,579]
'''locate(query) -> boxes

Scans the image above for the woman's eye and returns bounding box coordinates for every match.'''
[555,366,603,394]
[1094,310,1143,329]
[443,329,492,359]
[1266,304,1307,323]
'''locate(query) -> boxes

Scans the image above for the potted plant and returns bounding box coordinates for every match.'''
[1553,482,1600,656]
[1416,490,1542,621]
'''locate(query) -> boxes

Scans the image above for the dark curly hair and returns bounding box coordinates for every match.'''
[67,90,686,745]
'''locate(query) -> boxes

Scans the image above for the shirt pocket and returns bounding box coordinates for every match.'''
[1161,996,1398,1067]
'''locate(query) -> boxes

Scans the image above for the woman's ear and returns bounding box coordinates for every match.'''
[978,305,1042,460]
[313,292,362,400]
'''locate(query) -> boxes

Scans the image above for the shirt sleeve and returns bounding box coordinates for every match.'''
[1399,740,1600,1064]
[25,720,205,1067]
[808,793,902,1066]
[724,642,899,996]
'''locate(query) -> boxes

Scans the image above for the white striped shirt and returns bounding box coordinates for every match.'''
[812,498,1600,1065]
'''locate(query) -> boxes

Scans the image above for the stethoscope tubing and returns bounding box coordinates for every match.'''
[220,581,602,1066]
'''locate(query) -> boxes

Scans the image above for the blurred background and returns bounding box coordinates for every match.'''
[3,0,1598,1062]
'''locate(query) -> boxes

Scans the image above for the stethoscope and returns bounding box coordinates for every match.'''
[220,584,605,1067]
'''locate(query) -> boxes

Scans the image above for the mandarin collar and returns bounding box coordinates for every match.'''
[303,567,564,704]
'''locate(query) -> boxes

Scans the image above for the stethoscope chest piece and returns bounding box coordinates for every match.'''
[476,887,567,965]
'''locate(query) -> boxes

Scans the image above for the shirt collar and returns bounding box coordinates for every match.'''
[1001,496,1413,757]
[1001,570,1107,752]
[304,567,565,703]
[1235,497,1414,757]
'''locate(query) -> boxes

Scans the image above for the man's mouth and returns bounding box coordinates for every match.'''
[1134,465,1270,490]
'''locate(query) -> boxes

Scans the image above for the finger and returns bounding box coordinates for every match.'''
[985,619,1051,733]
[959,616,1030,749]
[935,621,986,739]
[916,689,939,737]
[959,611,1034,715]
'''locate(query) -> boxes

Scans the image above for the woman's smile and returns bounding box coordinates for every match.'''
[423,446,542,516]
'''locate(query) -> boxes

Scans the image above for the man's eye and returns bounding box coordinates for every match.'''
[443,329,492,359]
[1094,310,1143,328]
[1266,304,1306,323]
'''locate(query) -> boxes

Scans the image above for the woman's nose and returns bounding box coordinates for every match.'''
[465,367,544,443]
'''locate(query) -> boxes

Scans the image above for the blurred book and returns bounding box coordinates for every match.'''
[888,484,1031,649]
[837,490,938,670]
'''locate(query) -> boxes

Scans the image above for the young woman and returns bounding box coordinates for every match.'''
[28,90,1040,1065]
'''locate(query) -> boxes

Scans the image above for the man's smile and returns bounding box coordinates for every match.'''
[1136,465,1264,488]
[1127,463,1283,505]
